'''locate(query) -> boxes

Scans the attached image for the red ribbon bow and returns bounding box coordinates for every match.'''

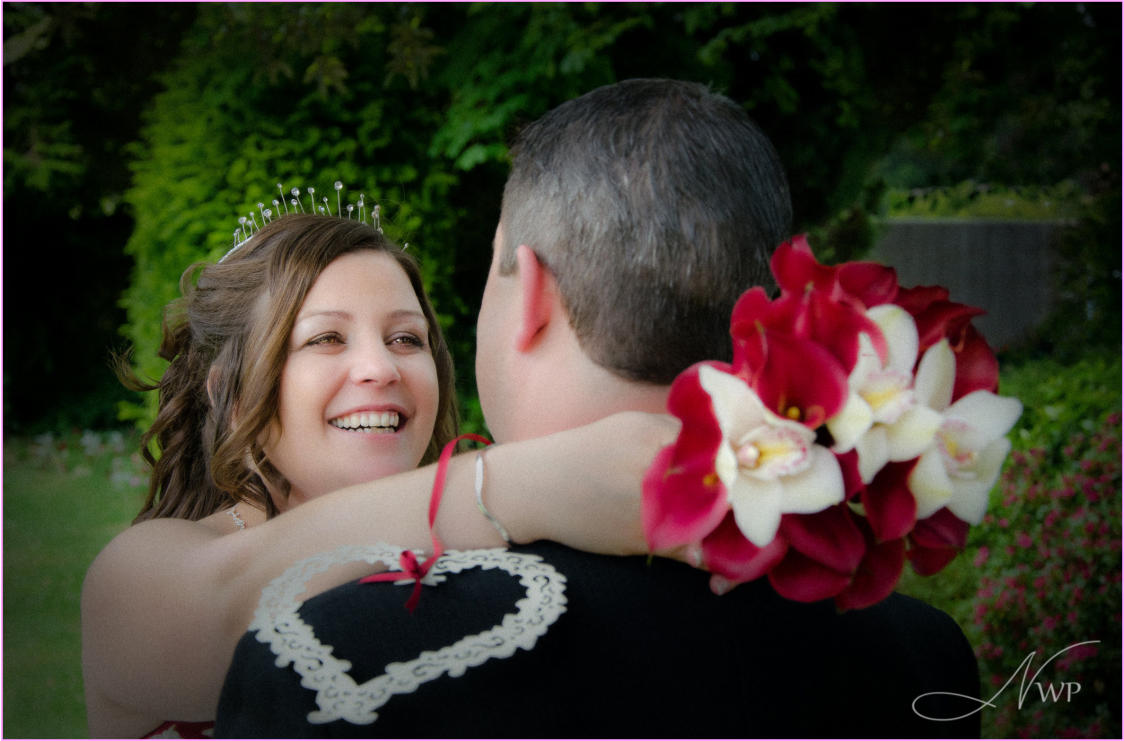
[359,432,492,612]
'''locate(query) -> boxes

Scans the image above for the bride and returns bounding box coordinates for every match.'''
[81,209,676,737]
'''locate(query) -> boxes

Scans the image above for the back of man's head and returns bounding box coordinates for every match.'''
[499,78,793,384]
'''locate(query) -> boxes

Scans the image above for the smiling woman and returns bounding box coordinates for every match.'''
[82,207,678,737]
[119,214,459,524]
[267,251,441,509]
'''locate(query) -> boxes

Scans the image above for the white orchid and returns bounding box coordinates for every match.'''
[697,364,845,547]
[906,341,1023,522]
[827,304,945,483]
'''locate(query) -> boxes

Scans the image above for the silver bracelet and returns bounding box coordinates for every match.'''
[474,450,511,544]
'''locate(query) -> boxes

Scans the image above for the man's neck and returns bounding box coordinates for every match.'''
[504,352,670,442]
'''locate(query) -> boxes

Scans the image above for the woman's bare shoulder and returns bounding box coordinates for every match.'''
[89,504,268,576]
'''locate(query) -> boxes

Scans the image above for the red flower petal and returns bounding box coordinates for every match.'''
[893,284,949,314]
[896,286,984,353]
[861,460,918,543]
[642,365,729,550]
[835,449,865,500]
[779,505,866,574]
[911,507,969,550]
[907,540,961,576]
[836,261,899,308]
[834,531,905,611]
[729,288,774,374]
[907,508,969,576]
[747,330,850,427]
[767,548,852,602]
[701,513,789,583]
[785,290,886,373]
[771,235,835,295]
[951,324,999,398]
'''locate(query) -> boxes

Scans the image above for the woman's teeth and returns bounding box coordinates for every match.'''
[330,411,400,432]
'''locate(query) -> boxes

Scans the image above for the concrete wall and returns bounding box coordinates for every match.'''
[870,220,1066,350]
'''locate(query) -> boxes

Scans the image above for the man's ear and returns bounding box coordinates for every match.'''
[514,244,556,352]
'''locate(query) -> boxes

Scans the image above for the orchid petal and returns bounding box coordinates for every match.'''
[945,436,1012,524]
[855,426,889,484]
[777,445,845,514]
[913,339,955,412]
[713,438,739,488]
[909,446,954,519]
[698,365,764,444]
[827,392,873,453]
[884,405,943,462]
[729,476,785,547]
[944,391,1023,449]
[849,332,883,384]
[867,304,919,376]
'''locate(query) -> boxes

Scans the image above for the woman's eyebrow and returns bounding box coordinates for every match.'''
[295,309,352,323]
[295,308,426,322]
[386,309,427,322]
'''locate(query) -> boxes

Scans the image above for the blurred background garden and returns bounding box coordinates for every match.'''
[3,3,1120,737]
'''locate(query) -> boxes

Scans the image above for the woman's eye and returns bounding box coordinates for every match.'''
[306,333,343,347]
[390,333,425,349]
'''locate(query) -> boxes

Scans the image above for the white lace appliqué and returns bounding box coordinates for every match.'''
[250,544,567,725]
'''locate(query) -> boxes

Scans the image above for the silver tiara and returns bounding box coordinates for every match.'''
[220,181,385,262]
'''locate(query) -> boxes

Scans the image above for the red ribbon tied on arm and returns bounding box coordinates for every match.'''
[359,433,493,612]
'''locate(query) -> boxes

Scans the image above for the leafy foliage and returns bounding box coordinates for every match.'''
[2,3,195,433]
[5,3,1118,440]
[117,4,470,423]
[883,181,1087,221]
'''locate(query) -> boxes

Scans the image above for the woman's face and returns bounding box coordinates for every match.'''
[264,250,440,509]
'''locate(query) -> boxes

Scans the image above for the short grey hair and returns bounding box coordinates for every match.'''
[500,78,792,384]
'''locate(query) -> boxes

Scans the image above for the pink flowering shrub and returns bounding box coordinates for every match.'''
[971,410,1120,738]
[967,353,1121,738]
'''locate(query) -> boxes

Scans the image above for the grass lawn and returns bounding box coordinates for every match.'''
[3,432,144,738]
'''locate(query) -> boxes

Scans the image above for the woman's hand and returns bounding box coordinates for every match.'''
[484,411,681,557]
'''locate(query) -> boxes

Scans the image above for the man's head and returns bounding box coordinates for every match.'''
[476,79,792,441]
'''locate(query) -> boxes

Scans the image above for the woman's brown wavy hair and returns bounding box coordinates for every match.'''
[121,214,458,523]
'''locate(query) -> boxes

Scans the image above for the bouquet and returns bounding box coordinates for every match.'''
[643,236,1022,610]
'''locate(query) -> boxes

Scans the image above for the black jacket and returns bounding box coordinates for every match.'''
[215,542,980,738]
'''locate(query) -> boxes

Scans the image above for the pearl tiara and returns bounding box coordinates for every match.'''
[220,181,384,262]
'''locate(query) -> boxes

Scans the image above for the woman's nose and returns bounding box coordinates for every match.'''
[349,343,401,386]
